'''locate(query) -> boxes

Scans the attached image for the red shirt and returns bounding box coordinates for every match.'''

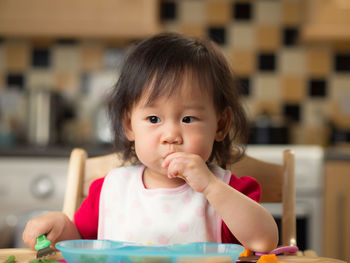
[74,174,261,244]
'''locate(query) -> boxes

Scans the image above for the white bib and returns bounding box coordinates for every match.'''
[98,164,231,245]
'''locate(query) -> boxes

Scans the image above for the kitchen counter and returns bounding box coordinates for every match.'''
[0,249,63,262]
[325,146,350,161]
[0,145,114,158]
[0,248,347,263]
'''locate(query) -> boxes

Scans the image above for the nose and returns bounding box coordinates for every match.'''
[161,122,183,145]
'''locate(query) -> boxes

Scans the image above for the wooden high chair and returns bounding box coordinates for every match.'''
[62,148,296,249]
[227,150,296,248]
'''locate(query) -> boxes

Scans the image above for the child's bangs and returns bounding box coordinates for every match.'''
[143,64,214,105]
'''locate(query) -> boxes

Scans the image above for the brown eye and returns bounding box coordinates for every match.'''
[182,116,196,123]
[148,116,161,123]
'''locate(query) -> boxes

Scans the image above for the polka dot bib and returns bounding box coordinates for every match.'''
[98,164,231,245]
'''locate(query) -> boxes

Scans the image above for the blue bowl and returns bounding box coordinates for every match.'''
[56,240,244,263]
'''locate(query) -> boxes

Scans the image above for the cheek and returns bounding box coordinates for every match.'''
[133,131,158,161]
[185,133,215,161]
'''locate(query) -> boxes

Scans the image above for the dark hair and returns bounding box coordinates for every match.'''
[108,32,248,167]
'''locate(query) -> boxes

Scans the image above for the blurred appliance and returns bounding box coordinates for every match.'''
[247,145,324,255]
[249,115,289,144]
[0,157,68,248]
[27,89,63,146]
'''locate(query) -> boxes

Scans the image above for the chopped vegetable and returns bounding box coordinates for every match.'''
[240,248,253,257]
[257,254,284,263]
[3,255,15,263]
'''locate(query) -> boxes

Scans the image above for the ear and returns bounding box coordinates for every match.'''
[215,107,232,142]
[123,114,135,141]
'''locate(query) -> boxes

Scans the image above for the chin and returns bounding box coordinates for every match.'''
[145,164,167,176]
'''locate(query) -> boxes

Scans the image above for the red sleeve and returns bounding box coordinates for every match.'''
[221,174,262,244]
[74,177,105,239]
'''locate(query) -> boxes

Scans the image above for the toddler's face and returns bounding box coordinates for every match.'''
[123,82,225,177]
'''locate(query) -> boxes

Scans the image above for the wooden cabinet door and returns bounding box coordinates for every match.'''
[323,161,350,262]
[302,0,350,42]
[0,0,160,38]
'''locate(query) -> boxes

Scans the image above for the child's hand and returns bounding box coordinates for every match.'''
[22,211,74,250]
[162,152,217,193]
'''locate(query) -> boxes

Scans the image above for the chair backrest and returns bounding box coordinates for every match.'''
[62,148,296,247]
[227,149,296,247]
[62,148,124,221]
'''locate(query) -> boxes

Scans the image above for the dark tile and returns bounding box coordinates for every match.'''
[334,54,350,72]
[6,73,25,90]
[55,38,79,45]
[258,53,276,71]
[32,48,51,68]
[208,27,226,45]
[308,79,327,97]
[249,120,289,144]
[160,0,177,20]
[238,77,250,96]
[283,27,299,46]
[233,2,252,21]
[329,123,350,144]
[283,103,301,122]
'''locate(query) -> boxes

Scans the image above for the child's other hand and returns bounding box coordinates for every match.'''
[22,211,71,250]
[162,152,217,193]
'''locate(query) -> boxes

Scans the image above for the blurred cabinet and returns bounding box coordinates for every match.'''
[302,0,350,42]
[0,0,160,39]
[323,160,350,262]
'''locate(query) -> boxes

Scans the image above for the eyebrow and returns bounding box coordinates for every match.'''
[141,102,207,111]
[182,104,207,111]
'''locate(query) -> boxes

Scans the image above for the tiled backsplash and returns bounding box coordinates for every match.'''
[0,0,350,147]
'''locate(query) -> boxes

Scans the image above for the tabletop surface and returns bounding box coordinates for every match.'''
[0,248,347,263]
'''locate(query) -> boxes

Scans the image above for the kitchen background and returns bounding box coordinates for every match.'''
[0,0,349,261]
[0,0,349,147]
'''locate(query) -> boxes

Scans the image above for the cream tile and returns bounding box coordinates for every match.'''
[253,74,281,101]
[52,45,80,72]
[86,70,118,104]
[279,48,305,75]
[329,75,350,100]
[27,69,55,89]
[329,75,350,129]
[162,21,181,34]
[303,100,330,126]
[256,0,282,25]
[229,23,256,49]
[330,100,350,129]
[241,98,257,120]
[179,0,206,25]
[103,48,125,69]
